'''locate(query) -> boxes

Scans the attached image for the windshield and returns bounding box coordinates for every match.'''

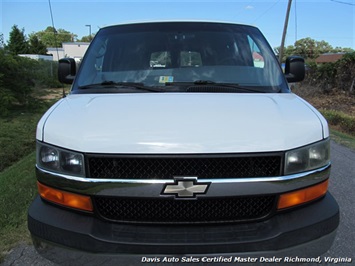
[74,22,288,93]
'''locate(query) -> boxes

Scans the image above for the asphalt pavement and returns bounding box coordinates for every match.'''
[1,141,354,266]
[322,140,355,261]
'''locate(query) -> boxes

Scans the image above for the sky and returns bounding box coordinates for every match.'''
[1,0,354,50]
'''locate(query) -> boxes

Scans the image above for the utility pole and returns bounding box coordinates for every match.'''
[279,0,293,63]
[85,25,92,41]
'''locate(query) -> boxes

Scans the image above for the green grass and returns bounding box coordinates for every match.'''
[0,152,37,262]
[0,97,58,262]
[320,109,355,138]
[0,105,49,172]
[318,109,355,149]
[330,129,355,151]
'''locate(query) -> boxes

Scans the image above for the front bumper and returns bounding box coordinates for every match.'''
[28,192,339,265]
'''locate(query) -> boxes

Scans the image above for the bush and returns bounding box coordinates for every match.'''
[0,50,60,116]
[303,52,355,94]
[336,52,355,93]
[0,74,16,116]
[0,50,35,111]
[33,60,62,88]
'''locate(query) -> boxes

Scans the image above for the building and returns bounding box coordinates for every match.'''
[46,47,65,61]
[47,42,90,61]
[315,53,345,64]
[18,54,53,61]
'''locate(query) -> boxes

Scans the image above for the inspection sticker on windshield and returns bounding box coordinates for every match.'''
[159,76,174,83]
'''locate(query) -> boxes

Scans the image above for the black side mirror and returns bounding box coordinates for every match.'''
[285,56,305,83]
[58,58,76,84]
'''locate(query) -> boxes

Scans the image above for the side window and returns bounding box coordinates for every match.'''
[248,36,264,68]
[150,51,171,68]
[180,51,202,67]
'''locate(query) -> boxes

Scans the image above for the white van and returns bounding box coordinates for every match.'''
[28,21,339,265]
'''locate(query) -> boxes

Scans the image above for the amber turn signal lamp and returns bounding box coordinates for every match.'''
[37,182,93,212]
[278,180,329,210]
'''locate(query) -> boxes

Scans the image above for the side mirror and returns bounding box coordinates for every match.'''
[285,56,305,83]
[58,58,76,84]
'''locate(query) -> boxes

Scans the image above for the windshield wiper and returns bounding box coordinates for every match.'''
[165,80,265,93]
[78,81,164,92]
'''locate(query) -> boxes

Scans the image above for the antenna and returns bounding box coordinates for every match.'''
[48,0,66,98]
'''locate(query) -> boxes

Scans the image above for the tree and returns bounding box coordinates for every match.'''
[281,45,296,60]
[274,45,297,62]
[0,33,5,49]
[28,34,48,54]
[275,38,354,62]
[316,40,333,55]
[7,25,29,55]
[293,37,319,59]
[332,47,354,53]
[77,34,95,42]
[35,26,77,47]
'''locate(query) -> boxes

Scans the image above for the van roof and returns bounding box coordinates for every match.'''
[101,20,254,29]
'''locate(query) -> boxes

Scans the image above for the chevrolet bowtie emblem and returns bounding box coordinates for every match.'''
[162,177,210,198]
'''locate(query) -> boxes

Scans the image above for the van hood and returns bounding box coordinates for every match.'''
[37,93,327,153]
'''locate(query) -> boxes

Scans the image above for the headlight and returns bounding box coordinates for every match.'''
[37,142,85,176]
[285,139,330,175]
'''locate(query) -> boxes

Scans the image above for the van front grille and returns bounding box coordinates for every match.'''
[87,154,282,179]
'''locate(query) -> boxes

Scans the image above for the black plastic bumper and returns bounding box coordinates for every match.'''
[28,193,339,265]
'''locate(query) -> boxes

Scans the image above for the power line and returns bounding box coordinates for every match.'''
[252,0,282,23]
[330,0,355,6]
[294,0,298,43]
[48,0,59,50]
[235,0,255,18]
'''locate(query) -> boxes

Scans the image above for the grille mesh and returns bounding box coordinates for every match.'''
[87,155,282,179]
[94,196,276,223]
